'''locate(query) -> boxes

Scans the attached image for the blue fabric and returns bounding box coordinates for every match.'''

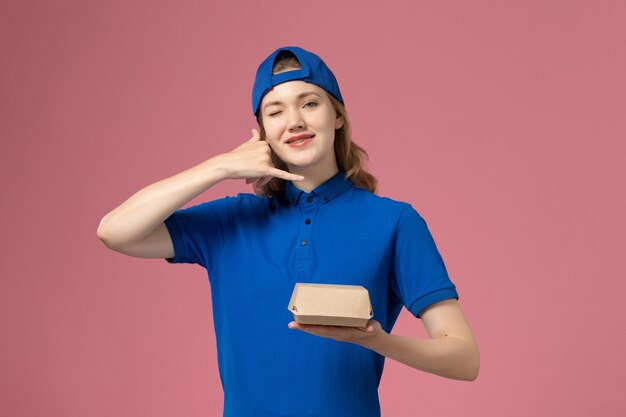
[252,46,345,116]
[163,171,458,417]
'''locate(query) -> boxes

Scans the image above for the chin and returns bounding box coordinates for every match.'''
[285,160,317,170]
[279,153,319,167]
[278,147,335,171]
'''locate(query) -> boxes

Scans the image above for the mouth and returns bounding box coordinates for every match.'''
[285,133,315,144]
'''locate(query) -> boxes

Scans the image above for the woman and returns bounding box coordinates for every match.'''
[97,46,479,417]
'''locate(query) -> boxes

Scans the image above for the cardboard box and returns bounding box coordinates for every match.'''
[287,283,374,327]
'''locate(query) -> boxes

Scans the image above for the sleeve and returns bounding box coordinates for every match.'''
[162,196,232,271]
[391,204,459,318]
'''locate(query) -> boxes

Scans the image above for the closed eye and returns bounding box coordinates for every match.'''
[267,101,317,117]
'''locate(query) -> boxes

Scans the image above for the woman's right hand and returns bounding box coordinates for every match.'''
[219,129,304,187]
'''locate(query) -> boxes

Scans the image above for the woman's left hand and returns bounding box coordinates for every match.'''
[288,319,385,348]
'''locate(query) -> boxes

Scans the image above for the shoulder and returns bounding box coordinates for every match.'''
[350,186,419,220]
[224,192,287,214]
[230,192,281,206]
[198,192,266,206]
[174,193,268,217]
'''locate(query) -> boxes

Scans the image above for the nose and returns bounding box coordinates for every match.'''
[286,108,305,131]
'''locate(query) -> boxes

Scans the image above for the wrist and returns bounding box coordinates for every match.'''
[360,328,389,352]
[205,154,233,181]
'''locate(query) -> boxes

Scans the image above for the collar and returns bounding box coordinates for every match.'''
[283,171,353,207]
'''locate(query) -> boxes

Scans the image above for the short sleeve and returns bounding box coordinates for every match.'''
[391,204,459,318]
[163,197,232,271]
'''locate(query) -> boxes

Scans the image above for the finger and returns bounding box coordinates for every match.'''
[245,175,272,187]
[268,168,304,181]
[248,129,261,142]
[257,176,272,187]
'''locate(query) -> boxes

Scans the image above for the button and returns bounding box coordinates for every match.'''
[323,195,329,202]
[301,240,307,246]
[305,219,311,224]
[306,197,313,203]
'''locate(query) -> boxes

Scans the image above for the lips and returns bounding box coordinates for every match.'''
[286,133,315,144]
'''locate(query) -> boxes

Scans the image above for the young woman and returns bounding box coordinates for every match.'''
[97,46,479,417]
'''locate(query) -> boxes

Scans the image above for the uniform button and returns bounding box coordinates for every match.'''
[323,195,329,202]
[301,240,307,246]
[306,197,313,203]
[305,219,311,224]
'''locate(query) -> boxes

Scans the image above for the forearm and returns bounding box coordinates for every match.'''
[97,154,230,246]
[364,332,480,381]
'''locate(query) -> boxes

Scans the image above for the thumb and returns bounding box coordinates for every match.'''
[248,128,261,142]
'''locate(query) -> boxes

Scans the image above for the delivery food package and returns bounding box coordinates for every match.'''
[287,283,374,327]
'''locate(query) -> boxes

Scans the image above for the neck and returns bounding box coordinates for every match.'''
[288,164,340,193]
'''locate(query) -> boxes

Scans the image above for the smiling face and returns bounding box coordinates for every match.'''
[259,80,344,178]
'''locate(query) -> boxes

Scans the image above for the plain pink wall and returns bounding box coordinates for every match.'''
[1,0,625,416]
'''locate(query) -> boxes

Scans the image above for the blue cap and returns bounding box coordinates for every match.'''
[252,46,344,117]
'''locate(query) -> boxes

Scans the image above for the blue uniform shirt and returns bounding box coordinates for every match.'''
[163,170,458,417]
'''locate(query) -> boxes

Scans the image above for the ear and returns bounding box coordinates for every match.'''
[335,114,345,130]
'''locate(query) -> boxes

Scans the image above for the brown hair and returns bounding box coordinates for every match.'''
[254,51,378,197]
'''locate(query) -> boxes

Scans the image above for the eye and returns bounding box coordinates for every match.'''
[268,111,281,117]
[303,101,318,109]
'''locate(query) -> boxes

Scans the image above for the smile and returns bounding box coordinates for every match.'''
[286,134,315,147]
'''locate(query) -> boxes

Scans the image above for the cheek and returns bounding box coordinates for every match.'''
[262,119,284,138]
[262,125,282,147]
[264,131,281,145]
[315,110,338,131]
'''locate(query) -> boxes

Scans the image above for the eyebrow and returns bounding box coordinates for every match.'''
[262,92,321,111]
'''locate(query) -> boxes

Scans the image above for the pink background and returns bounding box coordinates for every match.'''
[1,0,625,416]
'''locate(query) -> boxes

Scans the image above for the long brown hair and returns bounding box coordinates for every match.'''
[254,51,378,197]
